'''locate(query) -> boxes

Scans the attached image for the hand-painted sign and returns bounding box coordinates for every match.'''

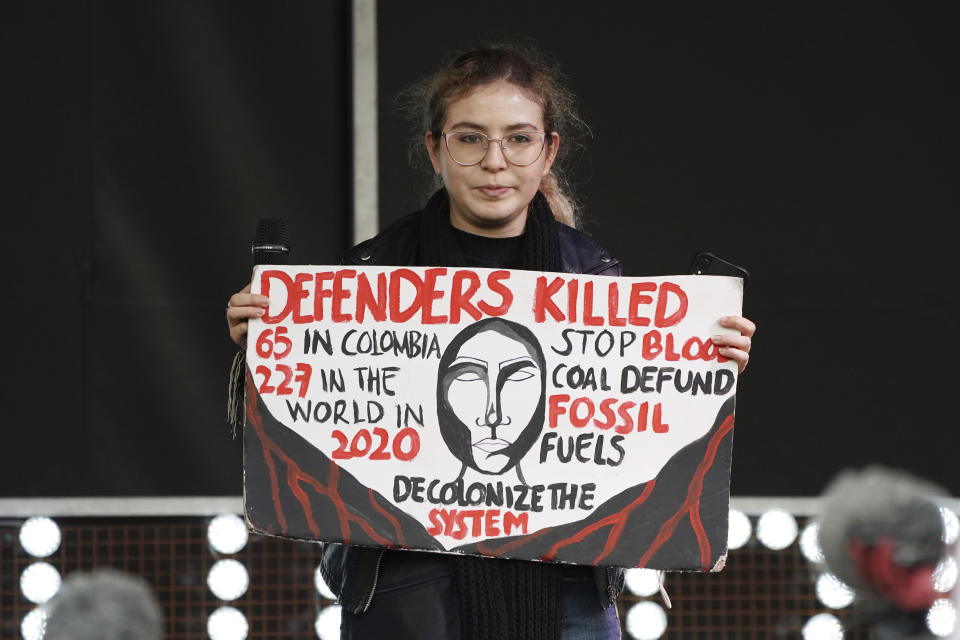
[243,266,742,570]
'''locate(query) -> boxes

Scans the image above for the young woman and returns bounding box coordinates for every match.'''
[227,45,755,640]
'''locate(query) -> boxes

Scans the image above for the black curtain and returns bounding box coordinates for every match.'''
[3,1,351,496]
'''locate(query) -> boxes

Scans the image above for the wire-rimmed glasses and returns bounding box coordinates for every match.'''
[442,130,547,166]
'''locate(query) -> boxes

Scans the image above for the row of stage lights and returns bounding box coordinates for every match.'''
[14,508,960,639]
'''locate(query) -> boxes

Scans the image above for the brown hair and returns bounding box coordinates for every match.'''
[403,44,588,228]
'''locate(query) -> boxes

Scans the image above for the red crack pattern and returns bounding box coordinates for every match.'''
[246,373,394,547]
[635,414,734,569]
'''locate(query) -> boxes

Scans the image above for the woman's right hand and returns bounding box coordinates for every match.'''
[226,283,269,347]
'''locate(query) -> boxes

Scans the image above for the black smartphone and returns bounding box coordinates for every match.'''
[688,251,750,284]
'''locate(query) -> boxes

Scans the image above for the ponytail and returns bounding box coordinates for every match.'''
[539,171,577,228]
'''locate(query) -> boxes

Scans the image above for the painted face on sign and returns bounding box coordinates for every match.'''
[437,318,546,478]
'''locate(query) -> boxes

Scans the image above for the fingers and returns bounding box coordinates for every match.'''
[228,289,269,312]
[710,333,751,351]
[226,306,264,345]
[229,320,249,347]
[717,346,749,373]
[718,315,756,337]
[714,315,756,373]
[226,284,270,348]
[226,301,268,322]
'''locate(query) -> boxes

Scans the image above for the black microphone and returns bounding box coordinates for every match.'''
[252,218,290,265]
[229,218,290,432]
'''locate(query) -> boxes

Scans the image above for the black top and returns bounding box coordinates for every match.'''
[450,227,525,269]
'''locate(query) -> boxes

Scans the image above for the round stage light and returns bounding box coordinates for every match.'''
[624,568,660,597]
[207,559,249,601]
[315,565,336,600]
[800,521,824,564]
[20,562,61,604]
[727,509,751,550]
[19,516,61,558]
[756,509,798,550]
[802,613,844,640]
[207,606,249,640]
[933,556,957,593]
[315,605,342,640]
[927,598,957,637]
[21,607,47,640]
[940,507,959,545]
[208,514,249,555]
[625,601,668,640]
[815,573,854,609]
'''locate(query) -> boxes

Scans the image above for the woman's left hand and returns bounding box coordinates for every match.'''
[712,316,756,374]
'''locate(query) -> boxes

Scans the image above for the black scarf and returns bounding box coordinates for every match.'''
[418,188,563,640]
[417,189,563,273]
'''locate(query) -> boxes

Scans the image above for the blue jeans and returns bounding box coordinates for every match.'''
[559,570,622,640]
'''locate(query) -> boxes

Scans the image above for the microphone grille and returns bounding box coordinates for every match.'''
[252,218,291,265]
[253,218,290,247]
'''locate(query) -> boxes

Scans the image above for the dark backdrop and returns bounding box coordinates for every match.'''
[3,3,956,497]
[4,1,350,496]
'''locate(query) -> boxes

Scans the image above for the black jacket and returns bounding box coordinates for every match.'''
[323,206,625,615]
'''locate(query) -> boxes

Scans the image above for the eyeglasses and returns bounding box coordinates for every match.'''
[442,130,547,167]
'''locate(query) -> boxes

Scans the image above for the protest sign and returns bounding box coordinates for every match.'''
[243,266,741,569]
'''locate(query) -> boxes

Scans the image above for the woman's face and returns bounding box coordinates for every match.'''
[426,82,560,238]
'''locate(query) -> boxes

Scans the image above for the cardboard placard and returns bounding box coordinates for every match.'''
[243,266,741,569]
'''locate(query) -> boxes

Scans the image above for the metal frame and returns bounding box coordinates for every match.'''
[352,0,378,245]
[0,497,242,517]
[2,496,955,518]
